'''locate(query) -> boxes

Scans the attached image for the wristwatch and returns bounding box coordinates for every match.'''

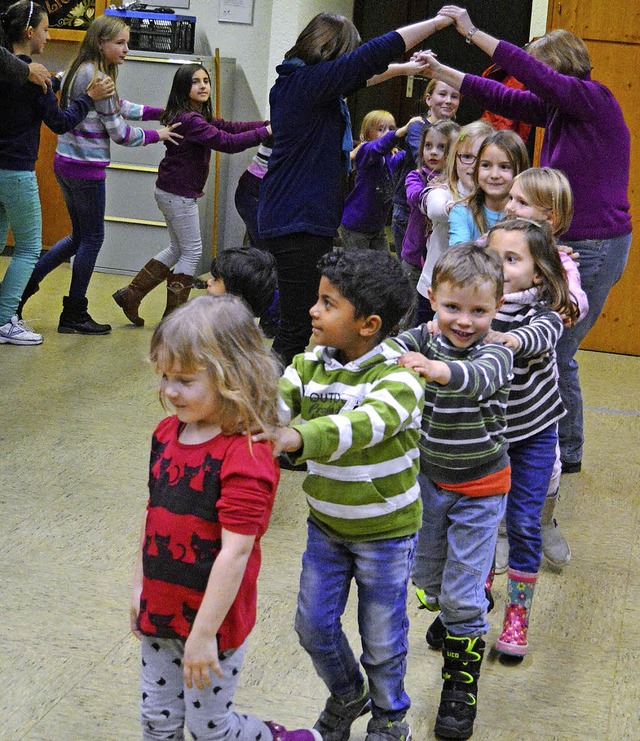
[465,26,478,44]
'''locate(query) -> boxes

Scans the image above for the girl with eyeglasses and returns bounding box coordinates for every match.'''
[415,120,493,309]
[0,0,113,345]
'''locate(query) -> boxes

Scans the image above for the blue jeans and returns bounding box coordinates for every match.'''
[412,474,506,636]
[295,519,416,720]
[0,169,42,324]
[506,424,558,573]
[30,175,105,300]
[391,204,408,256]
[234,171,264,249]
[558,233,632,464]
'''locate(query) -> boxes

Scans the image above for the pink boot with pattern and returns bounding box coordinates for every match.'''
[495,568,537,658]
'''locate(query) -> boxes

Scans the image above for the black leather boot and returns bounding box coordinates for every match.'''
[58,295,111,335]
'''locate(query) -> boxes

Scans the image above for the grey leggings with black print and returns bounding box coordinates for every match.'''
[140,636,271,740]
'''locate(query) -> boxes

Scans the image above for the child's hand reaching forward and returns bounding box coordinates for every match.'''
[485,329,521,351]
[398,352,451,384]
[252,426,303,457]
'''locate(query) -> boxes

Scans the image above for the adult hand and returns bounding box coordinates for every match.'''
[439,6,475,36]
[410,50,442,79]
[158,122,183,144]
[86,76,115,101]
[28,62,51,93]
[432,14,455,32]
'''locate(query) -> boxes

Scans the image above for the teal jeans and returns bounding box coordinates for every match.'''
[0,169,42,324]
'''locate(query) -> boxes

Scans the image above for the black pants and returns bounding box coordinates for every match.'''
[264,232,333,367]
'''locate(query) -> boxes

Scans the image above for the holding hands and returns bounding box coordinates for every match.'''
[438,6,475,36]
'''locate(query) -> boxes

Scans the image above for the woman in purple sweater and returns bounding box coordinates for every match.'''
[417,5,632,475]
[113,63,270,325]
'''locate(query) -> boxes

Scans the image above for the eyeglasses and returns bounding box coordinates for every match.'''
[25,0,34,30]
[456,153,477,165]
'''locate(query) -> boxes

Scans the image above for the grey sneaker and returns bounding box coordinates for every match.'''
[314,685,371,741]
[365,717,412,741]
[542,517,571,565]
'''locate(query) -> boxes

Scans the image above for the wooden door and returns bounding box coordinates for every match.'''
[546,0,640,355]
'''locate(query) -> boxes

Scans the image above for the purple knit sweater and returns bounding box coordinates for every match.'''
[156,111,268,198]
[341,129,405,232]
[460,41,631,241]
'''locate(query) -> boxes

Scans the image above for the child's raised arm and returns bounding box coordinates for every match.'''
[182,528,256,690]
[398,351,451,384]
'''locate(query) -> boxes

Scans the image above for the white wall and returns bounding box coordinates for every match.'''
[530,0,549,38]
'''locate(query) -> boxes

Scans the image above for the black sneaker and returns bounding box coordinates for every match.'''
[314,685,371,741]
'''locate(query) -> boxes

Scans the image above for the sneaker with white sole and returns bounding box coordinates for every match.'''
[0,315,43,345]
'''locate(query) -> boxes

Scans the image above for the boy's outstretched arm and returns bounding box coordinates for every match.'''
[398,351,451,384]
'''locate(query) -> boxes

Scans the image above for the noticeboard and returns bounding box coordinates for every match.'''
[43,0,107,41]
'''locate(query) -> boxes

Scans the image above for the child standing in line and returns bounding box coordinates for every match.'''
[0,0,114,345]
[448,129,529,245]
[131,294,321,741]
[400,119,460,288]
[397,244,513,740]
[206,245,277,319]
[18,14,182,335]
[113,63,271,326]
[415,121,494,313]
[501,168,587,568]
[391,79,461,253]
[484,218,577,661]
[339,110,421,251]
[254,250,425,741]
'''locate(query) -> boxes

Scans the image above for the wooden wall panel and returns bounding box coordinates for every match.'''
[551,0,640,44]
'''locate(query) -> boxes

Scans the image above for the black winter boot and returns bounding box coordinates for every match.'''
[435,633,485,740]
[58,295,111,335]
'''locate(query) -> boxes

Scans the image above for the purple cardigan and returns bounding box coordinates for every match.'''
[156,111,268,198]
[341,129,405,232]
[460,41,631,241]
[401,167,435,266]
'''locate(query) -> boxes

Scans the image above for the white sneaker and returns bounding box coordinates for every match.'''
[0,315,43,345]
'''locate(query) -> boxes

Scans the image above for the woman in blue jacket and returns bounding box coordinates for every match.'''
[257,11,454,365]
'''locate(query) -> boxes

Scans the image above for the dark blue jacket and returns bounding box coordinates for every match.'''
[258,31,405,239]
[0,54,92,171]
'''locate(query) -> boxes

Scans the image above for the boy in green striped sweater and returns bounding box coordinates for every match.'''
[259,250,424,741]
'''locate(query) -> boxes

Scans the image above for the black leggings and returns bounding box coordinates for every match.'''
[264,233,333,366]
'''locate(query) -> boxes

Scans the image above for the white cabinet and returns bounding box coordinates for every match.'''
[95,51,235,276]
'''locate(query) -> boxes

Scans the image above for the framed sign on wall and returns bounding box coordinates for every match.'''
[45,0,107,41]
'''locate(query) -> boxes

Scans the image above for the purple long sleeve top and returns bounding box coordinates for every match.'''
[401,167,436,266]
[156,111,269,198]
[460,41,631,241]
[341,129,405,232]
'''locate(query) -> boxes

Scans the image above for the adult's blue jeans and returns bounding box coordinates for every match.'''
[412,474,506,637]
[295,519,416,720]
[506,424,558,574]
[29,174,105,300]
[0,169,42,324]
[558,233,632,465]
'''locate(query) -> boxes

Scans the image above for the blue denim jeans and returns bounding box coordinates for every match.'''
[234,172,264,250]
[506,424,558,573]
[30,175,105,300]
[0,169,42,324]
[412,474,506,637]
[295,519,416,720]
[391,204,408,256]
[558,233,632,464]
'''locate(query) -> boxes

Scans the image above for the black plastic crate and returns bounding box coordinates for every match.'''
[105,9,196,55]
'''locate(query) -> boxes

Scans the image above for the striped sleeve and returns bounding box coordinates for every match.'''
[509,309,563,358]
[293,365,424,463]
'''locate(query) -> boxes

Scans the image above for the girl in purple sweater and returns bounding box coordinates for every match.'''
[339,110,420,251]
[113,64,270,325]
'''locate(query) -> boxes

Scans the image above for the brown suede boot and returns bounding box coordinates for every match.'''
[112,259,171,326]
[163,272,193,318]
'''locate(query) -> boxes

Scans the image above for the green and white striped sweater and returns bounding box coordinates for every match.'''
[279,341,425,542]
